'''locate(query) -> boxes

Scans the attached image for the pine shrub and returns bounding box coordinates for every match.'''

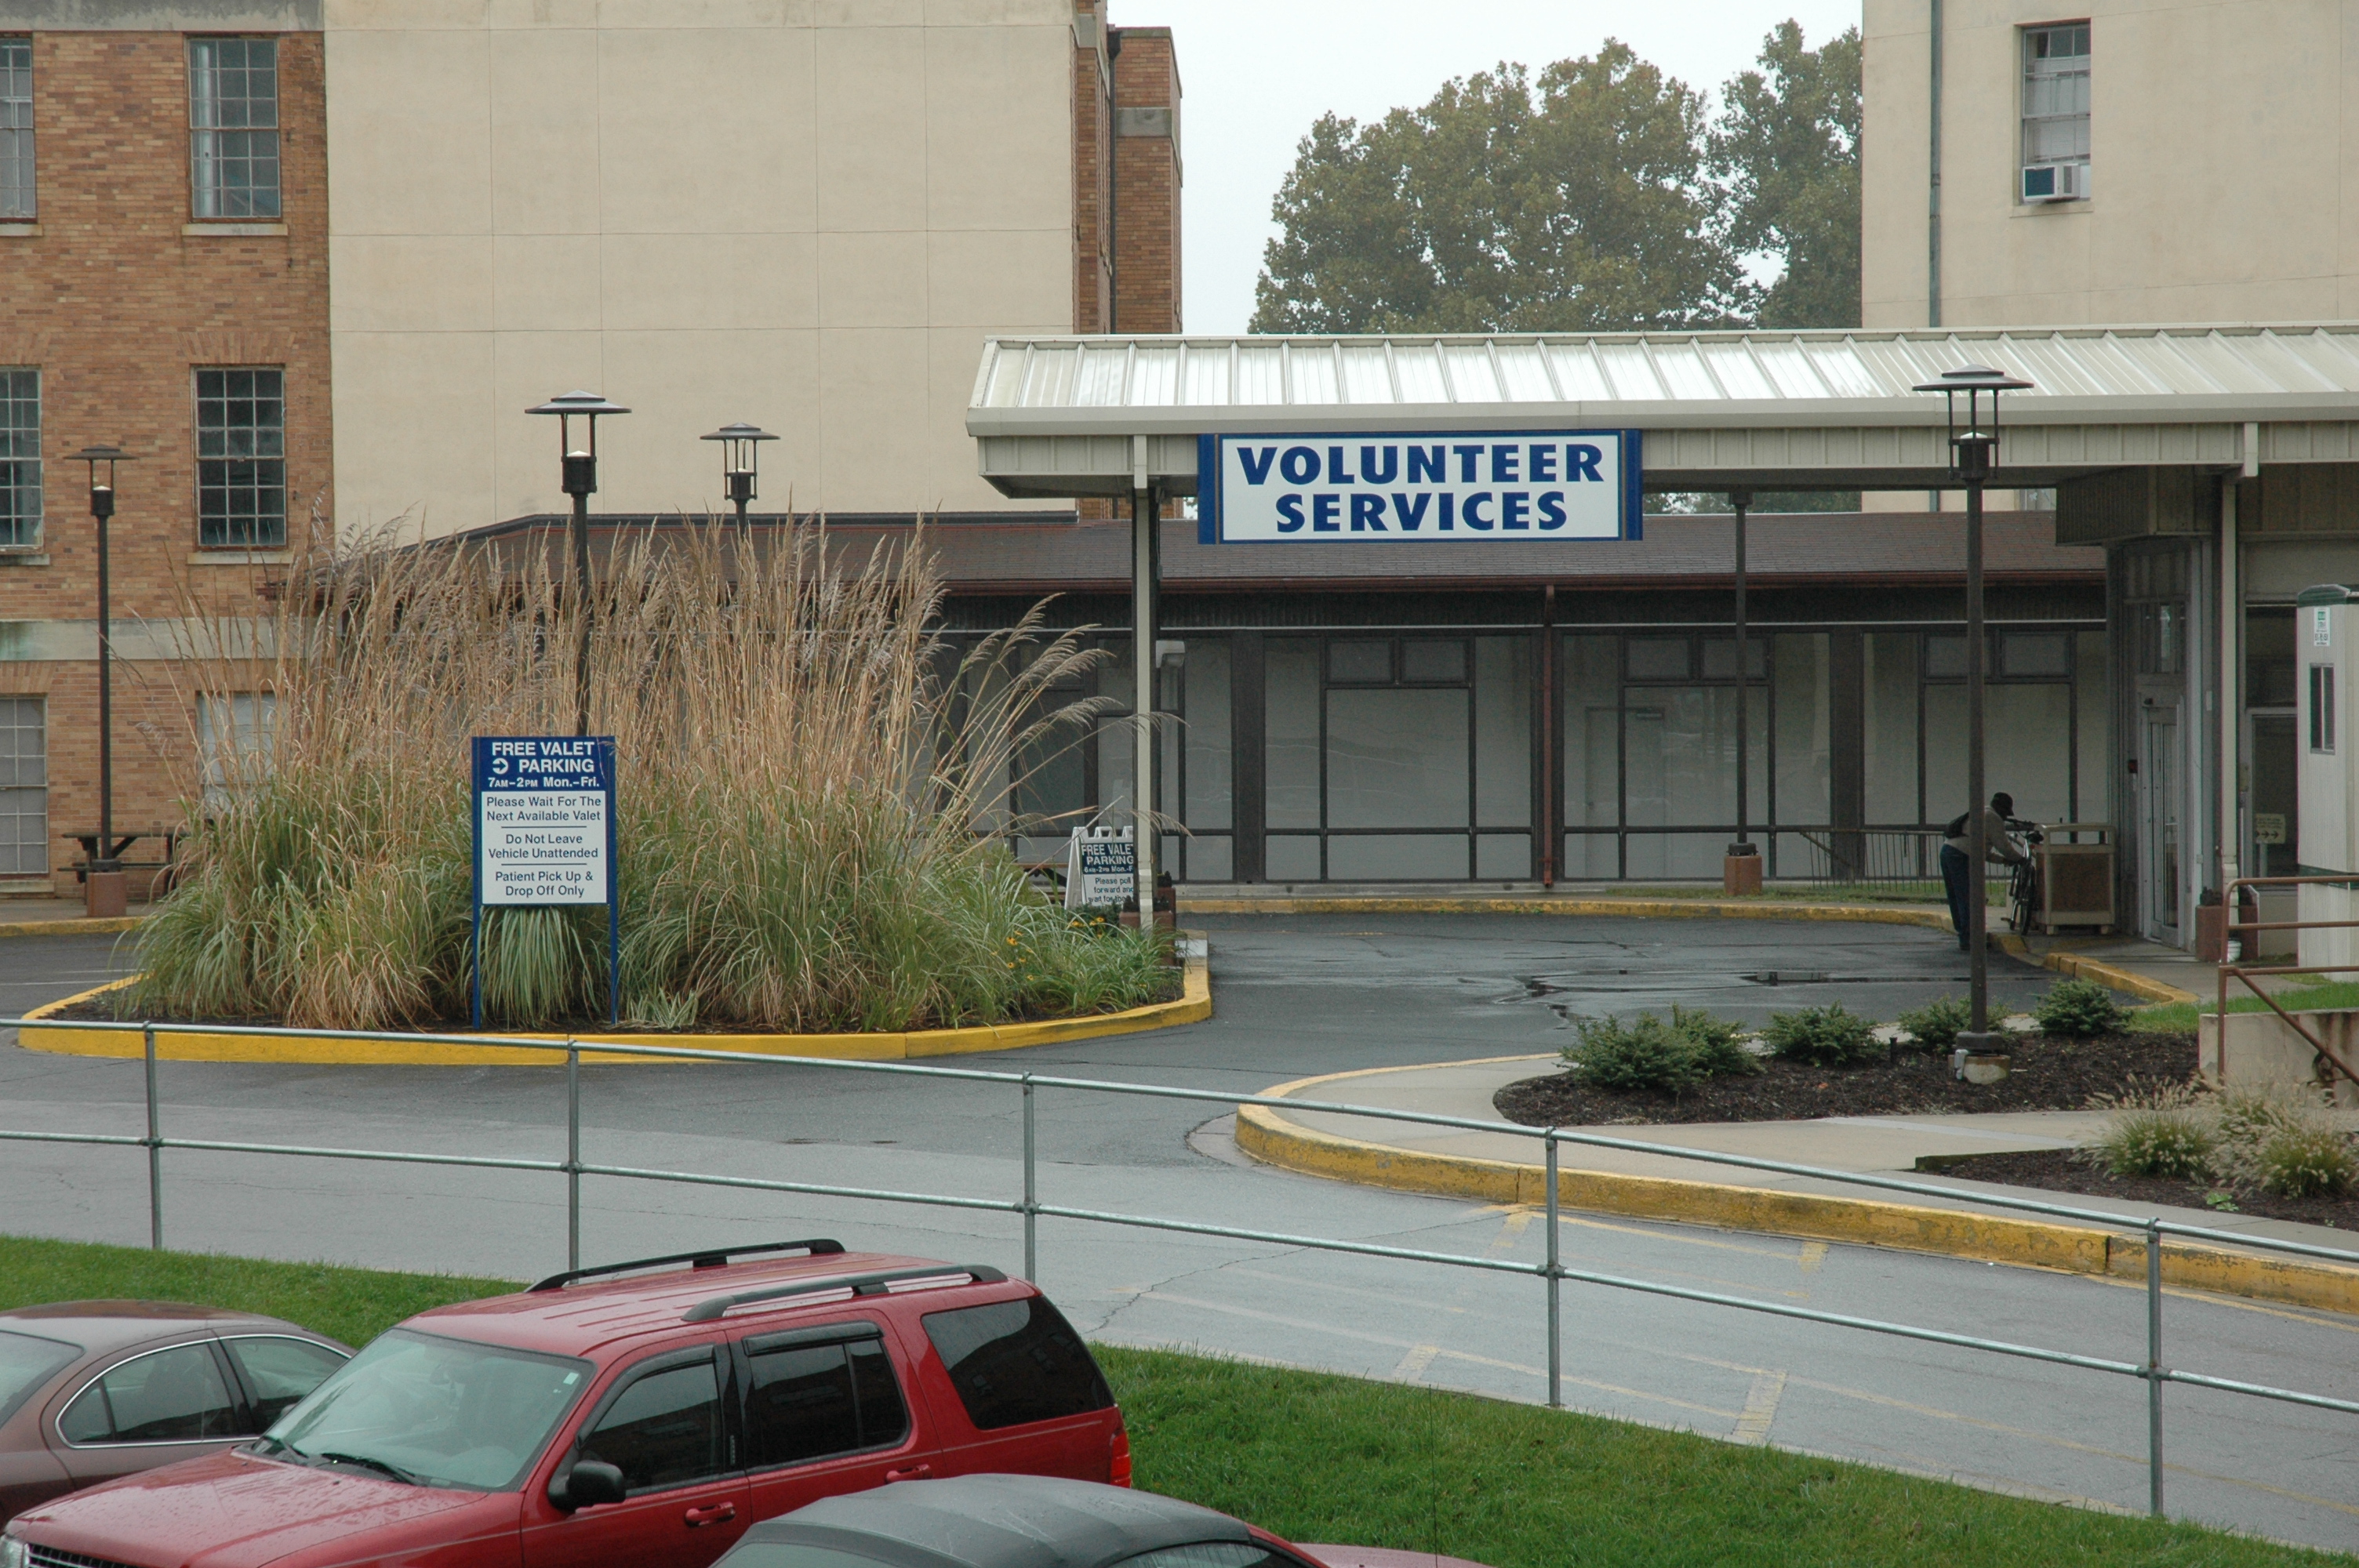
[1896,994,1971,1051]
[1762,1003,1881,1068]
[2034,978,2128,1039]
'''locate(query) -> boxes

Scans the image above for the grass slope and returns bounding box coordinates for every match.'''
[2,1236,2343,1566]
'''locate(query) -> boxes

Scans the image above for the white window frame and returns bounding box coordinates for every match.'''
[0,36,30,220]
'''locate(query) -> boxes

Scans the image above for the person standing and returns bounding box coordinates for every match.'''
[1942,792,2029,953]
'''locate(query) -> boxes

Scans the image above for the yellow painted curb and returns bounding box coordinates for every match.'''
[1234,1061,2359,1317]
[1183,895,1955,930]
[16,941,1211,1066]
[2045,949,2200,1007]
[0,916,144,938]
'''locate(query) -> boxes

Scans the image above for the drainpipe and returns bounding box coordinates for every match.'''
[1106,26,1121,332]
[1540,584,1556,886]
[1928,0,1943,331]
[2220,430,2255,907]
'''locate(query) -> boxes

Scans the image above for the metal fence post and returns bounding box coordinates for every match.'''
[2147,1218,2165,1518]
[1022,1075,1038,1282]
[1546,1130,1561,1409]
[566,1041,581,1273]
[143,1022,162,1251]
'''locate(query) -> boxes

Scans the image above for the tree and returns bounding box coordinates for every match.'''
[1710,22,1862,329]
[1251,45,1746,335]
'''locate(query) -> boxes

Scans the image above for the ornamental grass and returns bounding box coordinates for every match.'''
[130,519,1168,1033]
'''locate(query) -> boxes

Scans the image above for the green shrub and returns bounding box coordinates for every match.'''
[1896,994,1971,1051]
[1670,1005,1763,1077]
[2087,1083,2219,1180]
[1762,1003,1881,1068]
[2254,1125,2357,1198]
[1561,1014,1707,1096]
[2033,978,2128,1038]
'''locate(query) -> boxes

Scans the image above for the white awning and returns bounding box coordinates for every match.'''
[967,324,2359,495]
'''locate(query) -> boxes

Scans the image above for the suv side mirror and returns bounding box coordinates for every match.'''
[551,1460,627,1512]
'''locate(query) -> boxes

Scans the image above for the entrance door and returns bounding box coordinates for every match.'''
[2141,706,2181,942]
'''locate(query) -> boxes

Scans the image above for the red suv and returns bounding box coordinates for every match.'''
[1,1240,1130,1568]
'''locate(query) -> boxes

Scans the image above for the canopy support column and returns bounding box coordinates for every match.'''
[1132,462,1158,913]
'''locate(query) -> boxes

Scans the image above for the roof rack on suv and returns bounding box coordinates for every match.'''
[529,1238,845,1293]
[682,1264,1006,1323]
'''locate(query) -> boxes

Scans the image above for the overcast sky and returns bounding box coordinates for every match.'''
[1140,0,1864,334]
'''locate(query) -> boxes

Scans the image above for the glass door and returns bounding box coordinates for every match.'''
[2141,706,2180,940]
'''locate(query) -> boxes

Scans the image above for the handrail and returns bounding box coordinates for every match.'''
[2220,876,2359,1085]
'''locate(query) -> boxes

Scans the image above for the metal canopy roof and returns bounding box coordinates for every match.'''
[967,324,2359,496]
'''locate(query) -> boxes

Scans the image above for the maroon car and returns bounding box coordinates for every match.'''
[0,1301,350,1523]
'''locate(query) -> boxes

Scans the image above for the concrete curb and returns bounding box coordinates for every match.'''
[1234,1062,2359,1316]
[16,939,1212,1065]
[1183,895,1956,929]
[0,916,144,938]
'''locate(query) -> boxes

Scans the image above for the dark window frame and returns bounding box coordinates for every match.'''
[194,366,286,548]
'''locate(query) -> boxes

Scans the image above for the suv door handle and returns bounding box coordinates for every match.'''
[884,1464,932,1482]
[684,1502,737,1527]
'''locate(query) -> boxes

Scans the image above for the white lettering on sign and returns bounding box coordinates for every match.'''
[1209,433,1630,543]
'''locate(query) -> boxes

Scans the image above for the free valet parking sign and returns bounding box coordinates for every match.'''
[472,736,616,906]
[1198,429,1641,544]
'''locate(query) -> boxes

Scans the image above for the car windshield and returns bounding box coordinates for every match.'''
[263,1328,591,1492]
[0,1329,80,1427]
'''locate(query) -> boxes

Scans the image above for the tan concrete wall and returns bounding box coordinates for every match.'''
[1864,0,2359,332]
[324,0,1077,535]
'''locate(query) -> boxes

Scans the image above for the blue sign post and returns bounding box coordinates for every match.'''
[1197,429,1642,544]
[471,735,619,1028]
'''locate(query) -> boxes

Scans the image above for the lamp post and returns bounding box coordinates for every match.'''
[525,392,630,736]
[70,445,136,919]
[700,423,777,529]
[1725,490,1759,895]
[1914,364,2034,1047]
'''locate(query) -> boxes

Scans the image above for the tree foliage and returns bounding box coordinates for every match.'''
[1710,20,1863,328]
[1250,24,1863,336]
[1251,45,1745,334]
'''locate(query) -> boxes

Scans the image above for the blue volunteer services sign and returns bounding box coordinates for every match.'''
[1198,429,1641,544]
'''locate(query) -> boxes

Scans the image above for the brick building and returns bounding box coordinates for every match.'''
[0,3,328,896]
[0,0,1178,897]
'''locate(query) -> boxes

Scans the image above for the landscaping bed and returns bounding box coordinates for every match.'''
[2,1234,2335,1568]
[1496,1029,2197,1127]
[1928,1149,2359,1228]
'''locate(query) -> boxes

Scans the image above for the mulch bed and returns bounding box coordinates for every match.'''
[1933,1148,2359,1229]
[1494,1029,2197,1127]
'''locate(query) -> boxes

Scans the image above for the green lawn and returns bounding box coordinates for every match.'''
[2131,979,2359,1035]
[4,1236,2346,1566]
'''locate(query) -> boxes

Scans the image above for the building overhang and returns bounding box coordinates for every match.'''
[966,324,2359,497]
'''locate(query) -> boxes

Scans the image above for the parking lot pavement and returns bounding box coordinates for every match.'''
[15,918,2350,1548]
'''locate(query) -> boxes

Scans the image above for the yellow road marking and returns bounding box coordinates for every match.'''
[1798,1241,1830,1272]
[1732,1370,1786,1445]
[1392,1344,1441,1381]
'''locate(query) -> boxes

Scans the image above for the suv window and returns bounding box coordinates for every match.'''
[580,1352,727,1494]
[920,1298,1112,1432]
[743,1329,910,1469]
[223,1335,347,1428]
[58,1343,239,1444]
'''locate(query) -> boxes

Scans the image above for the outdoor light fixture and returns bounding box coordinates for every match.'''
[69,445,136,917]
[1913,364,2035,1047]
[700,422,777,527]
[525,391,630,735]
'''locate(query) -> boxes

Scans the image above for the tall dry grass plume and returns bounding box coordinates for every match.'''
[135,519,1169,1033]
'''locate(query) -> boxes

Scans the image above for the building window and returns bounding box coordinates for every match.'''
[197,691,274,810]
[2310,664,2335,754]
[2021,23,2091,201]
[195,368,285,547]
[0,695,43,877]
[0,369,35,548]
[0,38,29,220]
[188,38,278,219]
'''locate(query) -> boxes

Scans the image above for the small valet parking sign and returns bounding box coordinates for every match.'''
[471,735,620,1025]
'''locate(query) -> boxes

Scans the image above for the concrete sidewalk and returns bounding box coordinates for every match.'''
[1239,1054,2359,1302]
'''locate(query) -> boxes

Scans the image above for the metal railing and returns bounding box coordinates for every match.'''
[9,1012,2359,1522]
[2221,873,2359,1087]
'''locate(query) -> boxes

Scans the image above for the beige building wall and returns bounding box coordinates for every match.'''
[1863,0,2359,332]
[324,0,1077,536]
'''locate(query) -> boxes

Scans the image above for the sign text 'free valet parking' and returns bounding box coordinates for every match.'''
[1198,430,1641,544]
[472,735,615,906]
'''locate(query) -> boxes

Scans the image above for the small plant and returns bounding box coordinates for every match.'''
[1670,1005,1764,1077]
[2205,1190,2241,1212]
[1762,1003,1881,1069]
[2252,1124,2358,1198]
[1896,995,1971,1052]
[1561,1014,1707,1096]
[2033,978,2128,1039]
[2085,1080,2219,1180]
[623,989,700,1031]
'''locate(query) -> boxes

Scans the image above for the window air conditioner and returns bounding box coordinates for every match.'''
[2022,162,2088,202]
